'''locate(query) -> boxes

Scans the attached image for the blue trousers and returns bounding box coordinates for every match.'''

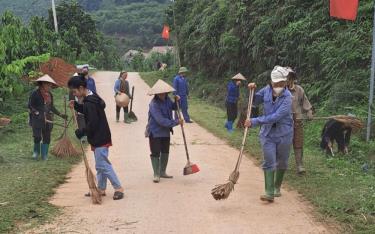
[178,95,191,122]
[260,133,293,171]
[94,147,122,190]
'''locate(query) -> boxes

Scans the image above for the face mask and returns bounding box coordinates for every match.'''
[273,87,284,96]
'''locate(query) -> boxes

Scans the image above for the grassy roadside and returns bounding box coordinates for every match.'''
[140,71,375,233]
[0,88,80,233]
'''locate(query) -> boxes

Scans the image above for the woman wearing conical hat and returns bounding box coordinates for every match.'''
[145,79,183,183]
[28,75,67,160]
[225,73,246,133]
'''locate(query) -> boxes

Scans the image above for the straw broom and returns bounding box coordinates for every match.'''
[297,115,364,132]
[211,88,255,200]
[51,96,80,158]
[71,108,102,204]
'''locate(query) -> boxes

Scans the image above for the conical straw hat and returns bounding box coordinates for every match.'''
[231,73,246,81]
[147,79,175,95]
[35,74,58,86]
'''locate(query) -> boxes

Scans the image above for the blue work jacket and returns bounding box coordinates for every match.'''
[86,77,97,93]
[173,75,189,96]
[146,96,179,138]
[251,85,293,138]
[226,81,240,103]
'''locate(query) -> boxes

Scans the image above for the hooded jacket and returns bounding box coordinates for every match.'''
[74,91,111,147]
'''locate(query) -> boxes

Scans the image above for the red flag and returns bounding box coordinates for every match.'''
[330,0,358,21]
[162,25,170,40]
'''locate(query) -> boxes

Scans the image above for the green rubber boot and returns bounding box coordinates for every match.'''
[41,144,49,161]
[274,169,286,197]
[151,157,160,183]
[260,170,275,202]
[32,143,41,160]
[160,153,173,178]
[124,113,131,124]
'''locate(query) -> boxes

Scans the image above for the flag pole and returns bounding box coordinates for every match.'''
[366,2,375,142]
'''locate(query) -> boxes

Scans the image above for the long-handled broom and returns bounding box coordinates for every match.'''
[175,97,200,175]
[71,108,102,204]
[51,96,80,158]
[128,86,138,121]
[211,88,255,200]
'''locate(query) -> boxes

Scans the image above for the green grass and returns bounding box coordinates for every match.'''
[141,71,375,234]
[0,88,81,233]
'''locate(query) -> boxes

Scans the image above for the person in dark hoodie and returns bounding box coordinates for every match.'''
[68,75,124,200]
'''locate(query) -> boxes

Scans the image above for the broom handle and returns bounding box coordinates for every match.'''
[130,86,135,112]
[70,107,91,168]
[234,88,255,172]
[63,95,67,135]
[175,98,190,162]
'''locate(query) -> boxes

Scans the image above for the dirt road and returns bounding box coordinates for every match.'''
[29,72,332,234]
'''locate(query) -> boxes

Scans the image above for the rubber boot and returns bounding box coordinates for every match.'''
[151,157,160,183]
[274,169,286,197]
[41,144,49,161]
[260,170,274,202]
[227,121,234,133]
[294,148,306,174]
[124,113,131,124]
[160,153,173,178]
[32,143,41,160]
[116,112,120,122]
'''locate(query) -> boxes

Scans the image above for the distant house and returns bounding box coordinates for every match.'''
[121,50,145,63]
[122,47,175,62]
[143,46,175,58]
[149,46,174,54]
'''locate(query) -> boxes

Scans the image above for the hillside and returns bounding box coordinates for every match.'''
[0,0,171,54]
[170,0,373,113]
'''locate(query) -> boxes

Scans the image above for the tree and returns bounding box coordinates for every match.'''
[47,1,99,55]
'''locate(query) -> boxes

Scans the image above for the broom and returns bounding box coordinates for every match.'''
[175,97,200,175]
[71,108,102,204]
[297,115,364,132]
[51,96,80,158]
[211,88,255,200]
[128,86,138,121]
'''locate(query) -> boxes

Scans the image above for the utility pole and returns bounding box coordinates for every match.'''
[366,3,375,142]
[51,0,58,34]
[172,0,181,68]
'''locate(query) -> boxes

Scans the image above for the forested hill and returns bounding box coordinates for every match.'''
[0,0,171,53]
[169,0,374,113]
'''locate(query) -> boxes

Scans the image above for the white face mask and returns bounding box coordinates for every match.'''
[273,87,284,96]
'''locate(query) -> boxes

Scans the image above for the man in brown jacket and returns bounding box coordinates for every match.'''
[287,68,313,174]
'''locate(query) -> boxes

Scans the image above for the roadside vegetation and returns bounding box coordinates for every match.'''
[0,89,80,233]
[140,70,375,233]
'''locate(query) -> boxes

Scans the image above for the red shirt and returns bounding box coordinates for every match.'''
[91,142,112,151]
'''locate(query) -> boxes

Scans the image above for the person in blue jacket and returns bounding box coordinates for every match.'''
[225,73,247,132]
[81,65,97,93]
[245,66,293,203]
[173,67,192,123]
[145,79,183,183]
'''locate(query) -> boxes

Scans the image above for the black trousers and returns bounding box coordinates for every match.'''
[226,102,238,122]
[116,105,129,114]
[149,136,170,158]
[33,123,53,144]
